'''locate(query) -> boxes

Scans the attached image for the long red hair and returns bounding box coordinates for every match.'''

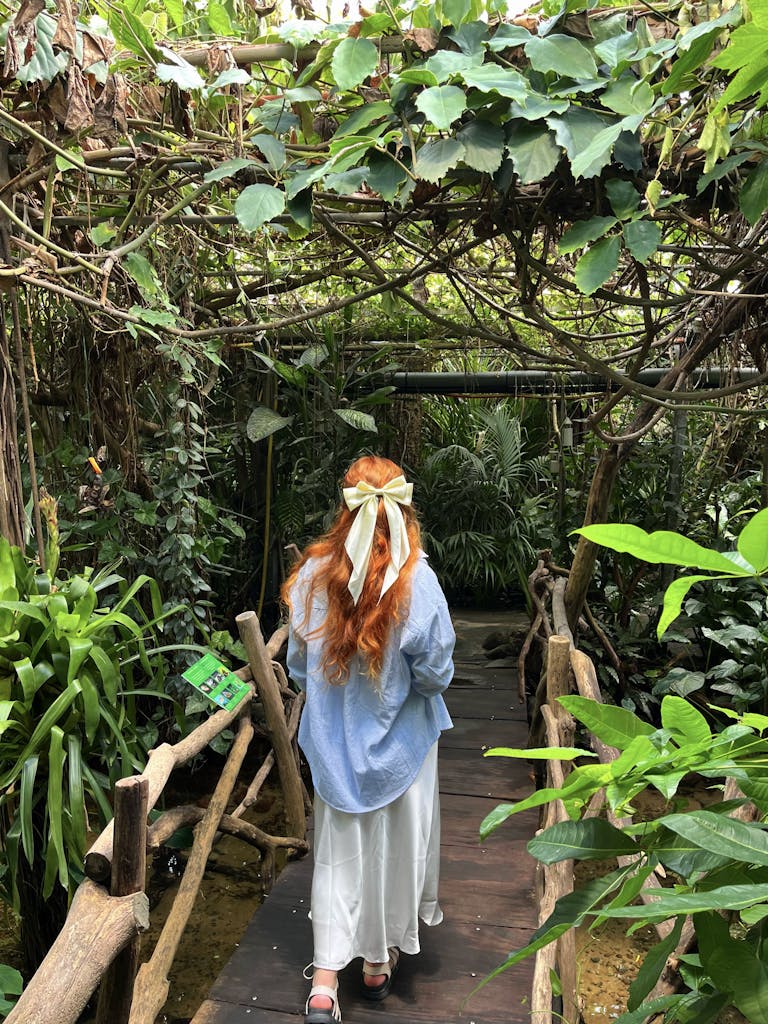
[281,456,421,684]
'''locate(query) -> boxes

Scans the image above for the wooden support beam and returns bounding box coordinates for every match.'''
[95,777,149,1024]
[128,715,255,1024]
[5,882,149,1024]
[236,611,306,838]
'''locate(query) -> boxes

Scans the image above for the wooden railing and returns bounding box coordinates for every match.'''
[6,611,308,1024]
[523,563,696,1024]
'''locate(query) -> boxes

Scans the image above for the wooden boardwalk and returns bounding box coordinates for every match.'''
[193,612,538,1024]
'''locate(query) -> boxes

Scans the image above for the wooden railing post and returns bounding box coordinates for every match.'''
[95,776,149,1024]
[236,610,306,838]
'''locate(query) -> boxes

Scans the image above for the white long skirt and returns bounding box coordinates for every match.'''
[310,742,442,971]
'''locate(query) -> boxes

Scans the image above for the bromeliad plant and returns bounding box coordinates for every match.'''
[481,693,768,1023]
[0,534,180,969]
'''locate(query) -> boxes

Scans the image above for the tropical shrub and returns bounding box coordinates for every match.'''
[482,693,768,1023]
[0,536,181,969]
[416,401,548,603]
[0,964,22,1020]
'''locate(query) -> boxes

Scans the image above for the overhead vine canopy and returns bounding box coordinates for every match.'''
[1,0,767,421]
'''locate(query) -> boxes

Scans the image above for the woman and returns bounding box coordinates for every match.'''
[282,456,455,1024]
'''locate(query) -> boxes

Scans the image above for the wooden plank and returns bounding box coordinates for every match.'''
[438,747,532,801]
[445,689,526,721]
[439,715,527,751]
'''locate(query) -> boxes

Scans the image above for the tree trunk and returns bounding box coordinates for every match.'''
[0,305,25,548]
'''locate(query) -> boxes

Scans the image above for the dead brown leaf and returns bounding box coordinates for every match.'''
[52,0,77,54]
[403,28,438,53]
[13,0,45,31]
[81,29,115,69]
[45,77,68,125]
[64,63,94,132]
[93,72,128,142]
[207,42,234,75]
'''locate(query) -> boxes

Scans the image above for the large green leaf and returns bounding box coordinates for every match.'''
[660,809,768,867]
[574,523,754,574]
[548,107,613,179]
[697,910,768,1023]
[605,179,641,219]
[20,754,39,865]
[524,34,598,79]
[415,85,467,129]
[333,408,377,432]
[558,216,618,255]
[156,62,205,91]
[485,746,593,760]
[45,726,68,897]
[528,818,637,863]
[425,50,479,82]
[574,236,620,295]
[455,120,505,174]
[737,507,768,571]
[569,119,637,180]
[661,695,711,746]
[627,917,684,1011]
[414,138,466,182]
[235,184,286,233]
[623,219,661,264]
[657,573,717,638]
[332,37,378,91]
[460,65,529,100]
[598,883,768,919]
[600,76,655,116]
[505,122,561,184]
[558,695,654,749]
[246,407,293,443]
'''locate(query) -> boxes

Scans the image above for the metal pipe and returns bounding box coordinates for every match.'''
[367,368,761,396]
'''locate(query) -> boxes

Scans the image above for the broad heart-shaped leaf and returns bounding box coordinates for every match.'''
[415,85,467,130]
[332,100,393,140]
[528,819,637,864]
[253,134,286,172]
[569,116,643,180]
[598,883,768,920]
[623,219,661,264]
[558,695,654,749]
[331,37,378,91]
[460,65,529,101]
[600,75,655,116]
[505,122,561,184]
[333,408,377,433]
[574,236,620,295]
[659,809,768,867]
[575,523,755,575]
[697,910,768,1024]
[365,153,407,202]
[443,0,471,28]
[204,157,254,182]
[424,50,480,82]
[456,120,505,174]
[235,184,286,232]
[605,179,640,219]
[156,62,205,91]
[547,107,613,179]
[414,138,465,183]
[525,34,598,79]
[740,160,768,226]
[737,507,768,572]
[558,215,617,255]
[246,407,293,443]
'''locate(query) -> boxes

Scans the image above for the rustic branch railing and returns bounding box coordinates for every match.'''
[6,613,306,1024]
[522,557,700,1024]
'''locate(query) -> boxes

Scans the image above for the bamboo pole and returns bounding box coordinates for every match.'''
[236,611,306,838]
[5,882,149,1024]
[95,777,149,1024]
[128,715,255,1024]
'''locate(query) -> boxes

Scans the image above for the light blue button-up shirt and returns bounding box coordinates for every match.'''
[286,552,455,814]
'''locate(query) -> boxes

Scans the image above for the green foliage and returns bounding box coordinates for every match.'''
[0,535,180,911]
[481,694,768,1022]
[575,506,768,639]
[416,401,547,602]
[0,964,22,1019]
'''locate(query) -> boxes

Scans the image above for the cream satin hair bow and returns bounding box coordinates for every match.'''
[342,476,414,605]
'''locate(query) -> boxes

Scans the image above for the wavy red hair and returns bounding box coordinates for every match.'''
[281,456,421,685]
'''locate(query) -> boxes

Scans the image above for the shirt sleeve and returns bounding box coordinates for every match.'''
[401,578,455,698]
[286,621,308,692]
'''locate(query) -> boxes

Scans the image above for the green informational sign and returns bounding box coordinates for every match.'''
[181,653,250,713]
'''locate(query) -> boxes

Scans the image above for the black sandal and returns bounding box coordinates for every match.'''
[361,948,400,1001]
[304,983,342,1024]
